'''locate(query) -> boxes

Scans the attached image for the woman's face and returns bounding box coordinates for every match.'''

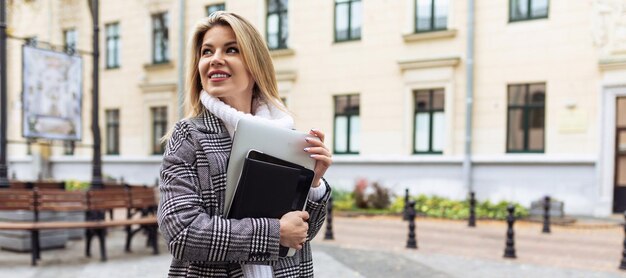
[198,25,254,110]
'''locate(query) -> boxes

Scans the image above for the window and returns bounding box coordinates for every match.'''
[334,95,360,154]
[106,109,120,155]
[334,0,362,42]
[105,23,120,69]
[415,0,448,33]
[152,12,169,64]
[206,3,225,16]
[63,141,75,155]
[507,83,545,153]
[414,89,445,154]
[510,0,548,22]
[151,107,167,154]
[63,29,77,53]
[25,36,37,46]
[267,0,288,50]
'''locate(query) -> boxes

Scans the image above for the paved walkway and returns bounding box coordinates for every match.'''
[0,216,624,277]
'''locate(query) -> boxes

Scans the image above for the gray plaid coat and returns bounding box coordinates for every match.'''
[158,110,331,277]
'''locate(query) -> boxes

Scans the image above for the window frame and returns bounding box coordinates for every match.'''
[333,94,360,155]
[206,3,225,16]
[105,22,120,69]
[414,0,448,33]
[509,0,549,22]
[334,0,362,42]
[506,83,546,153]
[151,106,168,155]
[413,89,444,154]
[105,109,120,155]
[151,12,169,64]
[63,141,75,156]
[266,0,289,50]
[63,28,77,54]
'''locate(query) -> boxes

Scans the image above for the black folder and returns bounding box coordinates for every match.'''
[228,150,315,256]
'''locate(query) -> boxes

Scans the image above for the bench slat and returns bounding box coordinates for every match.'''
[0,216,157,230]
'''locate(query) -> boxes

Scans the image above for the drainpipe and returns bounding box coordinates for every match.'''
[177,0,185,119]
[463,0,475,193]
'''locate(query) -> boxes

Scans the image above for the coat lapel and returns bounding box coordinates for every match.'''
[190,109,232,215]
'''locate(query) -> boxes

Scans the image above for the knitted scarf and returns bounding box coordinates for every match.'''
[199,90,293,138]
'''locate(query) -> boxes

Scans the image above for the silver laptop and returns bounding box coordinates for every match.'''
[224,117,318,256]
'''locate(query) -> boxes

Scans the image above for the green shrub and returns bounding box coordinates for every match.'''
[332,190,529,220]
[64,180,90,191]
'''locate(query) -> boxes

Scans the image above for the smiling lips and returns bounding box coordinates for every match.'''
[209,70,231,82]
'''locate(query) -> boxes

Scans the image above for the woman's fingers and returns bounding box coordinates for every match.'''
[304,146,331,157]
[309,129,325,142]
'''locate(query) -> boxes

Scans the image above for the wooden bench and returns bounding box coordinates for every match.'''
[0,186,159,266]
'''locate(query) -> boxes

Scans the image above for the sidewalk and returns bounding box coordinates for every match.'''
[0,215,624,277]
[311,215,626,277]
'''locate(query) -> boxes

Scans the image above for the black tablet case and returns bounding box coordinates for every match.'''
[228,150,315,257]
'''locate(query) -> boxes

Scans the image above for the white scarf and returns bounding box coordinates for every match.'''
[200,90,293,138]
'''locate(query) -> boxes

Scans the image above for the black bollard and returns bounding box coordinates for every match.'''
[324,196,334,240]
[542,196,551,234]
[620,211,626,270]
[403,188,410,221]
[503,204,516,259]
[468,191,476,227]
[406,200,417,249]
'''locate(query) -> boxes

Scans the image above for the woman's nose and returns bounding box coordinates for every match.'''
[210,51,225,66]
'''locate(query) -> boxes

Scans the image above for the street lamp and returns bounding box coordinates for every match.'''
[0,0,9,188]
[88,0,103,189]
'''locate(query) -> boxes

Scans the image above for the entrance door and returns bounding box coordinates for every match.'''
[613,97,626,212]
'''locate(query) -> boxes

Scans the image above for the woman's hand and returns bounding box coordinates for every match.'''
[279,211,309,250]
[304,129,332,188]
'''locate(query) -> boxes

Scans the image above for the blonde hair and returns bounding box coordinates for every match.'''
[184,11,284,118]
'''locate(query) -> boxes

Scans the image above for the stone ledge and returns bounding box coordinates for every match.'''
[397,57,461,71]
[402,29,457,43]
[270,48,295,58]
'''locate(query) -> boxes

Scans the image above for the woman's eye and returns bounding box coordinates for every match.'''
[226,47,239,54]
[201,49,212,55]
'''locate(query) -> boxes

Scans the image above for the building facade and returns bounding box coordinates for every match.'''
[4,0,626,216]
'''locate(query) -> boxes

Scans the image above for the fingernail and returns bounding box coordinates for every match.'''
[310,128,318,132]
[304,148,310,152]
[310,154,317,158]
[304,137,309,142]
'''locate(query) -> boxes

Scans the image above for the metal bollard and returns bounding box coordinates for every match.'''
[619,211,626,270]
[468,191,476,227]
[542,195,551,234]
[403,188,410,221]
[503,204,517,259]
[406,200,417,249]
[324,196,334,240]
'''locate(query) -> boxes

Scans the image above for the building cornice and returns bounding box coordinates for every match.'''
[139,82,177,93]
[402,29,457,43]
[270,48,296,58]
[397,57,461,71]
[599,57,626,71]
[275,70,297,82]
[332,154,596,165]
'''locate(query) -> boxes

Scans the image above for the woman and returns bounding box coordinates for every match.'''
[158,11,332,278]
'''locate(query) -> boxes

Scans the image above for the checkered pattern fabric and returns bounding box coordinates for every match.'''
[158,110,331,277]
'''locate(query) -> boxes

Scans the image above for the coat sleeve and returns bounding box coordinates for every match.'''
[305,178,332,240]
[157,121,281,264]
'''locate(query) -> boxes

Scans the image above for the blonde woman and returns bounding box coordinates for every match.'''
[157,11,332,277]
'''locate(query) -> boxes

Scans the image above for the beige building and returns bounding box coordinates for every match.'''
[4,0,626,216]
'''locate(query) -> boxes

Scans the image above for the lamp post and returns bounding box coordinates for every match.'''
[0,0,9,188]
[88,0,102,189]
